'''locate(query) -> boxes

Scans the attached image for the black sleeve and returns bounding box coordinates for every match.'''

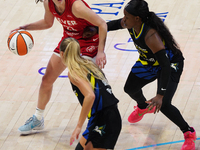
[154,49,171,95]
[107,18,123,31]
[94,18,123,33]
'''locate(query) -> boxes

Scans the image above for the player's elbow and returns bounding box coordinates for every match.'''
[99,20,107,29]
[45,22,53,28]
[87,92,95,102]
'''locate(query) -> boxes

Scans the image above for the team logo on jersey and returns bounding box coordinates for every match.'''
[93,125,106,136]
[65,31,79,36]
[86,46,97,52]
[101,79,112,94]
[67,15,73,18]
[135,44,148,53]
[171,63,179,72]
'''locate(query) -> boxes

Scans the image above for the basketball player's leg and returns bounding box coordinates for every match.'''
[75,136,87,150]
[124,63,157,108]
[18,53,66,134]
[85,141,106,150]
[159,61,196,149]
[158,60,190,130]
[76,136,108,150]
[124,64,157,123]
[124,72,149,107]
[37,53,66,109]
[160,79,196,150]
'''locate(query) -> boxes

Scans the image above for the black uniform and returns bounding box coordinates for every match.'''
[71,73,121,149]
[107,19,190,132]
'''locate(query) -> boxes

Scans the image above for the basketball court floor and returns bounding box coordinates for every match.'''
[0,0,200,149]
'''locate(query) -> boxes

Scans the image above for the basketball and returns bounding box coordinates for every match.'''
[7,30,34,56]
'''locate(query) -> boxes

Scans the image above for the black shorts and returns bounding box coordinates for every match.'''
[131,60,183,83]
[86,105,122,149]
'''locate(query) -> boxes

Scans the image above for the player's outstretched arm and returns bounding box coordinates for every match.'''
[10,0,54,33]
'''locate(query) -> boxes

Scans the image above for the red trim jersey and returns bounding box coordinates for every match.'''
[48,0,99,57]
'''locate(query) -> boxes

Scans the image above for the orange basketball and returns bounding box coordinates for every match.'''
[7,30,34,56]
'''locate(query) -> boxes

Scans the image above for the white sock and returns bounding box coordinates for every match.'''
[34,107,44,121]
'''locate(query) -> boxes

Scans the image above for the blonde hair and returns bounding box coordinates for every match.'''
[60,37,106,83]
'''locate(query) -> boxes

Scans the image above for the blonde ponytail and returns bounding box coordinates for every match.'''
[60,38,106,84]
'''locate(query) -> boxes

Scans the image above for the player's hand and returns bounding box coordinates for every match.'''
[96,51,106,69]
[10,26,26,35]
[83,26,98,38]
[146,94,163,113]
[70,126,81,146]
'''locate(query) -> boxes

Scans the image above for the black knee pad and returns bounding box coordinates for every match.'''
[75,142,83,150]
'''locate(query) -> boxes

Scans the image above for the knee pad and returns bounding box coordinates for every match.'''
[75,142,83,150]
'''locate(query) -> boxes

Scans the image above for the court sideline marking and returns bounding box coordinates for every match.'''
[126,137,200,150]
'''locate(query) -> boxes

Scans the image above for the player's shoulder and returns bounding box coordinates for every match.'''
[145,28,159,41]
[146,28,157,36]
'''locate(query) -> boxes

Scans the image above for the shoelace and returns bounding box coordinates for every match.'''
[133,106,139,113]
[25,117,33,125]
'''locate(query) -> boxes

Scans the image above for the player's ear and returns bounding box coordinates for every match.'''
[135,16,140,21]
[60,51,64,59]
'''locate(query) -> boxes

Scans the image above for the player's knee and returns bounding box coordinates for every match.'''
[124,83,131,94]
[41,74,54,86]
[124,83,136,95]
[75,142,83,150]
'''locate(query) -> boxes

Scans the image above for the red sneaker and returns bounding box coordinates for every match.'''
[181,128,196,150]
[128,105,156,123]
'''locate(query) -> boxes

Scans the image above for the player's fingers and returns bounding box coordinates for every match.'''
[96,60,100,67]
[101,61,105,69]
[98,61,103,69]
[70,137,74,146]
[157,105,161,113]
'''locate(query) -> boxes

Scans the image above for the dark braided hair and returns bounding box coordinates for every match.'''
[125,0,181,54]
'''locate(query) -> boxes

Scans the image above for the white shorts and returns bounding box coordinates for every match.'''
[82,55,96,64]
[54,52,96,64]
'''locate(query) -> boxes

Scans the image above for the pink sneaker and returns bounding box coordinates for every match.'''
[128,105,156,123]
[181,128,196,150]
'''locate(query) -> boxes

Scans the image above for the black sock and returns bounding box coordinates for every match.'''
[138,103,148,109]
[75,142,83,150]
[181,127,194,133]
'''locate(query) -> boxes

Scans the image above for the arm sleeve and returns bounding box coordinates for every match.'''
[107,18,123,31]
[154,49,171,95]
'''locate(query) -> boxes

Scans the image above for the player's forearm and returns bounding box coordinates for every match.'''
[20,19,53,30]
[154,49,171,95]
[107,18,124,31]
[77,95,94,128]
[97,22,107,52]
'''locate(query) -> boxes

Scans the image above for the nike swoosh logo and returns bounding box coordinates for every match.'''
[138,110,148,116]
[93,38,98,41]
[161,88,166,91]
[31,122,40,129]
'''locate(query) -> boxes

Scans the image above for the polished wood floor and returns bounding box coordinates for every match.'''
[0,0,200,149]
